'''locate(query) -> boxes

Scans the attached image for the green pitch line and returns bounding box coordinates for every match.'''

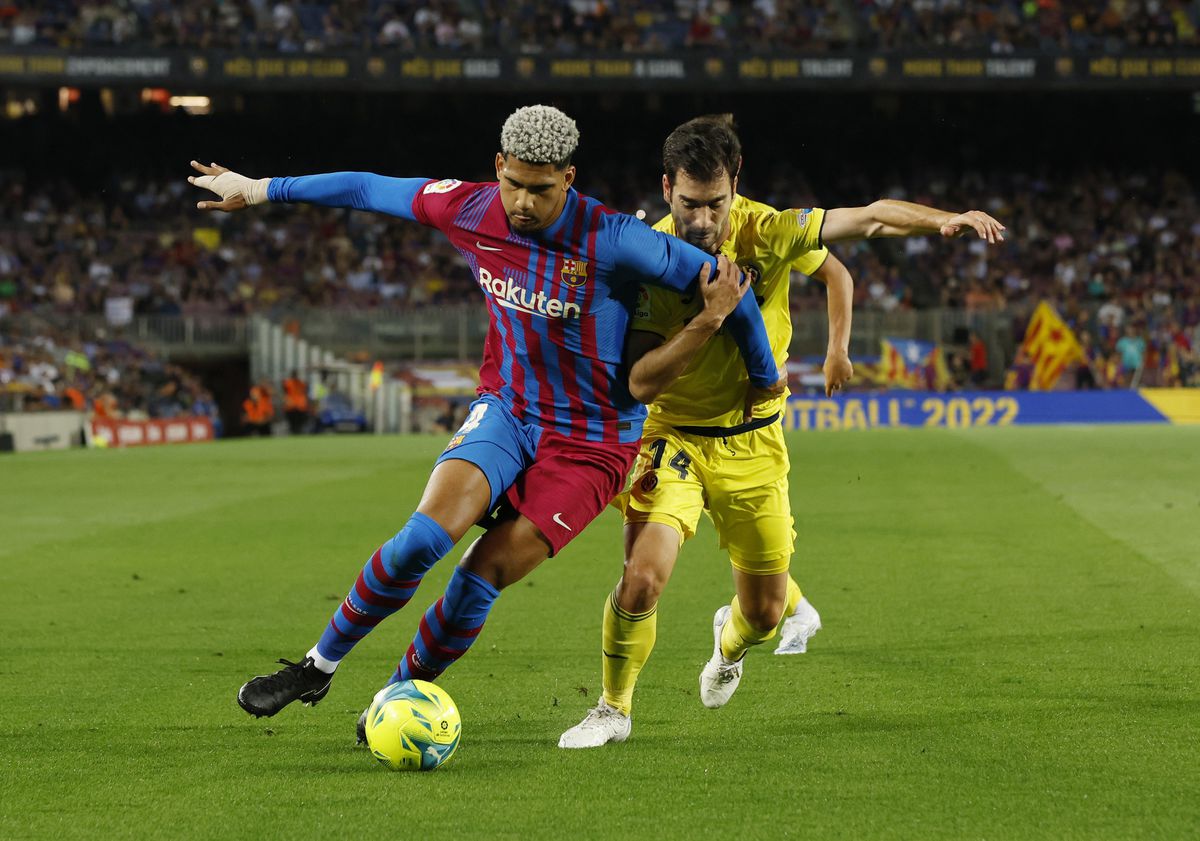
[0,429,1195,840]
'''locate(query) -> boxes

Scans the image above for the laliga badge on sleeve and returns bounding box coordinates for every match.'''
[423,179,463,195]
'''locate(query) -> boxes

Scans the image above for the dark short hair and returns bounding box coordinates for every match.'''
[662,114,742,185]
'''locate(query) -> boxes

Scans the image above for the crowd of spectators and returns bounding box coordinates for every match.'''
[0,316,221,418]
[3,166,1196,319]
[781,166,1200,334]
[771,165,1199,389]
[0,172,476,316]
[857,1,1200,52]
[0,1,1196,53]
[1,163,1197,390]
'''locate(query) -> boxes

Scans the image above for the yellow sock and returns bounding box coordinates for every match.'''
[719,576,803,661]
[600,590,657,716]
[779,576,803,630]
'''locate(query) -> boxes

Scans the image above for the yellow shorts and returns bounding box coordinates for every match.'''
[620,417,795,576]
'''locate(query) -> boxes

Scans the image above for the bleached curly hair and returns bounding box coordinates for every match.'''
[500,105,579,168]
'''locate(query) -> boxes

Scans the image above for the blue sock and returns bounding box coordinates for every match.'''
[310,512,453,668]
[394,566,500,682]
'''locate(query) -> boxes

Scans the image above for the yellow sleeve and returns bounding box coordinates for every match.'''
[757,207,827,264]
[631,284,681,338]
[792,246,830,276]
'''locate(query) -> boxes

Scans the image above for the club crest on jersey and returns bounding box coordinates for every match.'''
[560,258,589,288]
[423,179,462,195]
[635,286,652,320]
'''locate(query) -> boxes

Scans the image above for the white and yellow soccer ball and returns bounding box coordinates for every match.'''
[364,679,461,771]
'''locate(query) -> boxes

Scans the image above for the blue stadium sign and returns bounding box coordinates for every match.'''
[783,390,1198,431]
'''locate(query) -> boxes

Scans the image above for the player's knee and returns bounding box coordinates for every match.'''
[740,597,786,633]
[617,561,667,613]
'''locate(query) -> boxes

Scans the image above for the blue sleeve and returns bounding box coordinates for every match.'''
[267,173,426,221]
[605,214,781,388]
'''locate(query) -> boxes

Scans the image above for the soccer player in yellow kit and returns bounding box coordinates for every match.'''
[559,114,1005,748]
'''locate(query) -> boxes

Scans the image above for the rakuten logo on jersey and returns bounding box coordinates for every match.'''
[477,267,582,319]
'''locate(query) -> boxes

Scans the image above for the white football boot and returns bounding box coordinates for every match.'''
[774,597,822,655]
[558,700,631,749]
[699,605,743,708]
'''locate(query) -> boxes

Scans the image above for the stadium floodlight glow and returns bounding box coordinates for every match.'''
[58,87,80,112]
[168,95,212,114]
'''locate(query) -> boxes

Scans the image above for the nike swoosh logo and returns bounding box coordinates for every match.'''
[602,650,629,660]
[477,241,503,252]
[552,512,572,531]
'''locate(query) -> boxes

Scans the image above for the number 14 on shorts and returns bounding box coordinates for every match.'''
[648,439,691,479]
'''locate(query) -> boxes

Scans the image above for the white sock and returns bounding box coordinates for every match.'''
[306,646,339,674]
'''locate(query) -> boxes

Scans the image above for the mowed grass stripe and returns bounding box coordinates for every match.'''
[0,437,442,561]
[966,425,1200,594]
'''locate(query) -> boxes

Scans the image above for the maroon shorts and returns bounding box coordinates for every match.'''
[503,431,639,556]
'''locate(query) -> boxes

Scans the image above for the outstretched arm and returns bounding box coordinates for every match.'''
[606,213,781,389]
[821,200,1006,244]
[188,161,428,221]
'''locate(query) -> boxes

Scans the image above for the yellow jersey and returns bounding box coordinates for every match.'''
[631,194,827,428]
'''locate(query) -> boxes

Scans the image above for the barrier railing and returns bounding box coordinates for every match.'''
[3,313,249,356]
[12,304,1195,391]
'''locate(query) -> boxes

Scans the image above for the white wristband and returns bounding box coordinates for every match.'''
[245,176,271,205]
[192,171,272,205]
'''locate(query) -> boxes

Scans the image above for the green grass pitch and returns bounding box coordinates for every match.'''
[1,427,1197,840]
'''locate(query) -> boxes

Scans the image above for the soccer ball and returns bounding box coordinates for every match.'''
[364,679,461,771]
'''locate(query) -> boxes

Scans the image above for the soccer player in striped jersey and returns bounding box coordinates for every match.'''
[560,114,1006,747]
[190,105,783,727]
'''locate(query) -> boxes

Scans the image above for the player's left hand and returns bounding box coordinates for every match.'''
[698,254,751,324]
[940,210,1006,244]
[743,373,787,423]
[824,349,853,397]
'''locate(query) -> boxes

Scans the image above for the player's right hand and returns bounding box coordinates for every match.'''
[188,161,271,212]
[699,254,751,323]
[940,210,1005,243]
[824,349,854,397]
[743,373,787,423]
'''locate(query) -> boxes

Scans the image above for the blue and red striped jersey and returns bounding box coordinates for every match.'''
[268,173,779,445]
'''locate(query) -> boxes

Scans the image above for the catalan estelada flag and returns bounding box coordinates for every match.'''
[369,361,384,391]
[880,338,951,390]
[1019,302,1084,391]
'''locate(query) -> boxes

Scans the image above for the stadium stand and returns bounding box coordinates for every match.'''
[3,167,1197,316]
[0,316,221,421]
[0,1,1195,52]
